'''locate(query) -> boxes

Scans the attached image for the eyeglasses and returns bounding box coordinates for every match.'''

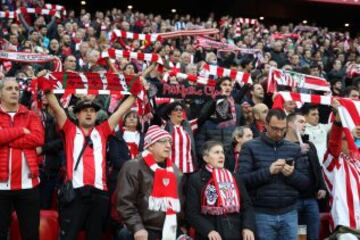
[268,125,287,133]
[157,139,173,145]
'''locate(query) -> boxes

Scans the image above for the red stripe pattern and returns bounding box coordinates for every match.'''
[201,64,253,85]
[268,67,330,93]
[101,48,164,65]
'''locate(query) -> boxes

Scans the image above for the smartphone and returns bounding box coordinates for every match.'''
[285,157,294,165]
[301,134,309,143]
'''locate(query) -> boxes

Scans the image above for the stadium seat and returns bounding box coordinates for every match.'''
[77,231,113,240]
[10,210,60,240]
[319,212,331,240]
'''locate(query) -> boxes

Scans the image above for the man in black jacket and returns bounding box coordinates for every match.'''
[285,112,327,240]
[238,109,311,240]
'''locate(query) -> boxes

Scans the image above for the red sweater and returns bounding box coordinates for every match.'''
[0,105,44,181]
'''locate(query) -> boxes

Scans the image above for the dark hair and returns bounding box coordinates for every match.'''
[286,111,303,125]
[250,83,262,92]
[352,76,360,87]
[265,109,286,123]
[240,55,254,68]
[309,62,320,70]
[122,62,139,73]
[164,101,185,120]
[344,86,359,97]
[216,76,232,89]
[301,103,318,116]
[123,110,142,131]
[202,140,223,157]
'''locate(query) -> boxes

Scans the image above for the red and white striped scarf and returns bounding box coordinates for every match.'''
[15,7,60,18]
[195,36,261,55]
[234,17,259,37]
[123,129,140,159]
[0,50,62,71]
[201,164,240,215]
[44,4,66,17]
[142,150,180,240]
[111,30,162,43]
[267,67,330,93]
[36,71,131,93]
[162,70,216,86]
[323,152,360,230]
[158,28,219,39]
[271,33,301,41]
[272,91,360,154]
[101,48,164,65]
[201,63,253,85]
[337,98,360,153]
[346,64,360,79]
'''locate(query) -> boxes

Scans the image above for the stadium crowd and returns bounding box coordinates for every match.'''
[0,0,360,240]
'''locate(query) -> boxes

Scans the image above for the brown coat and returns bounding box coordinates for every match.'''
[116,154,183,234]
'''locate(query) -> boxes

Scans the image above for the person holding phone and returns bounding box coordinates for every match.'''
[285,112,327,240]
[238,109,311,240]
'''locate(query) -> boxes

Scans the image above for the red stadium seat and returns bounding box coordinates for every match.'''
[10,210,60,240]
[77,231,113,240]
[319,212,331,240]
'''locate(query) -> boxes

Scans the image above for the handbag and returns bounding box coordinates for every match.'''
[58,136,92,205]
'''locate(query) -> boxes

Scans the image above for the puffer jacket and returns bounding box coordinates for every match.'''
[0,105,44,181]
[238,133,311,214]
[116,154,183,234]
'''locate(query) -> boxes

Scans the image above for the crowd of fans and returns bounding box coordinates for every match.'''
[1,0,360,239]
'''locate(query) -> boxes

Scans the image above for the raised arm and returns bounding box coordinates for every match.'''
[45,91,67,129]
[107,95,136,130]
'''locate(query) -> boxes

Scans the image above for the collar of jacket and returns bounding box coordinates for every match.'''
[260,132,285,147]
[0,104,29,115]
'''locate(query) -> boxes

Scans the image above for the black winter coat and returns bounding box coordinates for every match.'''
[238,134,311,214]
[106,130,144,193]
[186,168,255,240]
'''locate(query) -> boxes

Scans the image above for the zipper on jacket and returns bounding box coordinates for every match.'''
[7,115,14,188]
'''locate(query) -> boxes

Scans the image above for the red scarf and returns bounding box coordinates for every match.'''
[142,150,180,240]
[218,97,237,129]
[201,164,240,215]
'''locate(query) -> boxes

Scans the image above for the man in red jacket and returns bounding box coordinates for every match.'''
[0,77,44,240]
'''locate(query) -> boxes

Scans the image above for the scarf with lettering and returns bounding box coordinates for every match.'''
[201,164,240,215]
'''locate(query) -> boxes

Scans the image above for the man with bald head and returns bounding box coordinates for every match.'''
[250,103,269,137]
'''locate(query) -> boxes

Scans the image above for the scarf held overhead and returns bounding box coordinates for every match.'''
[0,51,62,71]
[267,67,330,93]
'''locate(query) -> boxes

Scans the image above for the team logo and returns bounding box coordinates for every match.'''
[219,182,235,204]
[205,184,217,205]
[162,178,170,186]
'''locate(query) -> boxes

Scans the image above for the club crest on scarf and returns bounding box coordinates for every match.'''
[162,178,170,186]
[202,165,240,215]
[205,184,217,206]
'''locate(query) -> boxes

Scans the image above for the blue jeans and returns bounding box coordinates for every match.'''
[255,209,298,240]
[297,198,320,240]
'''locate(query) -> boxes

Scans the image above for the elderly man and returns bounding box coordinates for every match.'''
[117,125,182,240]
[0,78,44,240]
